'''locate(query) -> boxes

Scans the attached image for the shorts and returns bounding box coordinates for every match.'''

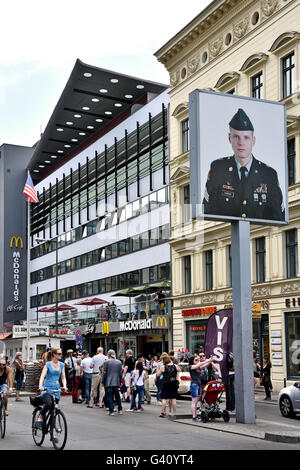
[190,382,202,398]
[0,384,8,394]
[125,373,132,388]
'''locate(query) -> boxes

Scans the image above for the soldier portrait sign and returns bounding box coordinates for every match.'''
[189,90,288,225]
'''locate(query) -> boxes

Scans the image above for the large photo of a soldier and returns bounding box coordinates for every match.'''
[194,91,288,224]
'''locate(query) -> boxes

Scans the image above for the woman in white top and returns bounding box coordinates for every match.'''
[127,362,146,412]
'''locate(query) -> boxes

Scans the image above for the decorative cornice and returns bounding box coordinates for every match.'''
[155,0,241,66]
[269,31,300,54]
[215,71,240,89]
[170,166,190,182]
[240,53,269,73]
[172,102,189,118]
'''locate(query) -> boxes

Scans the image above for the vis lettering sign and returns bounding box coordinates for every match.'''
[10,236,24,249]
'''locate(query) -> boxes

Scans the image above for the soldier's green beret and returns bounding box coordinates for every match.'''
[229,108,254,131]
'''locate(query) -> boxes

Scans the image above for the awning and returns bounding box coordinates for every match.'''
[28,58,168,182]
[0,334,12,340]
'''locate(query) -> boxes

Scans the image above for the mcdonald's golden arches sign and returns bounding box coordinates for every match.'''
[10,236,24,249]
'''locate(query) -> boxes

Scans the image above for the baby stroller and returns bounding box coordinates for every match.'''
[200,380,230,423]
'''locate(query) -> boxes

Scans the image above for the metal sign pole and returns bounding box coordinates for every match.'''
[231,220,256,424]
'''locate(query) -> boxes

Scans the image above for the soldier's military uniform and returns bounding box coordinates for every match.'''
[202,108,285,222]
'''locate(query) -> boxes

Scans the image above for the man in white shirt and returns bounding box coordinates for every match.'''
[88,347,107,408]
[80,351,93,404]
[64,349,76,392]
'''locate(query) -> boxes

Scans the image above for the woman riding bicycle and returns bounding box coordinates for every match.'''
[36,348,68,429]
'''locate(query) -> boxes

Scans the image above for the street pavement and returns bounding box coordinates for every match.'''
[1,389,300,450]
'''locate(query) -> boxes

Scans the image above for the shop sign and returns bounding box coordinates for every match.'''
[182,307,217,317]
[189,326,206,332]
[120,319,153,331]
[252,302,262,318]
[13,324,49,338]
[10,236,24,303]
[153,315,169,329]
[285,298,300,308]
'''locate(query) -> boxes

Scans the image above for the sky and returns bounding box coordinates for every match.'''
[0,0,212,147]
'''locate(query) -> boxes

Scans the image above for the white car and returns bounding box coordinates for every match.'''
[278,381,300,418]
[148,362,191,395]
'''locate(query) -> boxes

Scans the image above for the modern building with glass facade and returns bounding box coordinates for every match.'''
[155,0,300,390]
[27,59,171,358]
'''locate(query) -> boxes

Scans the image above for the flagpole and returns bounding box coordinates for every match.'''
[26,174,31,361]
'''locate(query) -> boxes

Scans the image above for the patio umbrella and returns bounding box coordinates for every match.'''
[74,297,107,306]
[111,287,139,316]
[150,280,171,289]
[58,304,77,312]
[38,305,56,312]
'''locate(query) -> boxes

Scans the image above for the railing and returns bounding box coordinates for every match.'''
[38,299,169,329]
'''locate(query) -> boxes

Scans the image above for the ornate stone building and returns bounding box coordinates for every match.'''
[155,0,300,390]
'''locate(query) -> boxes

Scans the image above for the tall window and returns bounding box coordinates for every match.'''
[184,255,192,294]
[205,250,213,291]
[181,119,189,153]
[252,72,263,99]
[282,52,295,98]
[287,138,296,186]
[183,184,191,222]
[286,229,298,278]
[255,237,266,283]
[228,245,232,287]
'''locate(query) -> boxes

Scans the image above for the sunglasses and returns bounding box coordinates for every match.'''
[0,363,5,366]
[55,353,62,356]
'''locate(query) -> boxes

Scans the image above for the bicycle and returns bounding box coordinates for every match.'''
[30,388,67,450]
[0,391,6,438]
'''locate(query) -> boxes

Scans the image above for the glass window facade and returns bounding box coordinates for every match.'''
[285,312,300,379]
[31,223,170,284]
[31,108,168,236]
[30,262,170,308]
[31,187,169,260]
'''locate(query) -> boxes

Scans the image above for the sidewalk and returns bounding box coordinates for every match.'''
[172,390,300,444]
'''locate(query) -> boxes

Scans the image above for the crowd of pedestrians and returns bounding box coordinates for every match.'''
[1,345,273,422]
[55,346,238,420]
[56,347,190,417]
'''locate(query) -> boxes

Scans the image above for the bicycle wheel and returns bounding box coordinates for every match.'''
[0,397,6,439]
[51,409,67,450]
[32,408,45,446]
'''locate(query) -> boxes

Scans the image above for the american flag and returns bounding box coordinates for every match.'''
[23,173,39,203]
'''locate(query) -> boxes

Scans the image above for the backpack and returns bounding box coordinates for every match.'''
[227,352,235,372]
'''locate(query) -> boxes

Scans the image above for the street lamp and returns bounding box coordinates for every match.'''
[35,237,59,334]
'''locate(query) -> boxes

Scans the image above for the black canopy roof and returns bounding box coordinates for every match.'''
[29,59,167,182]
